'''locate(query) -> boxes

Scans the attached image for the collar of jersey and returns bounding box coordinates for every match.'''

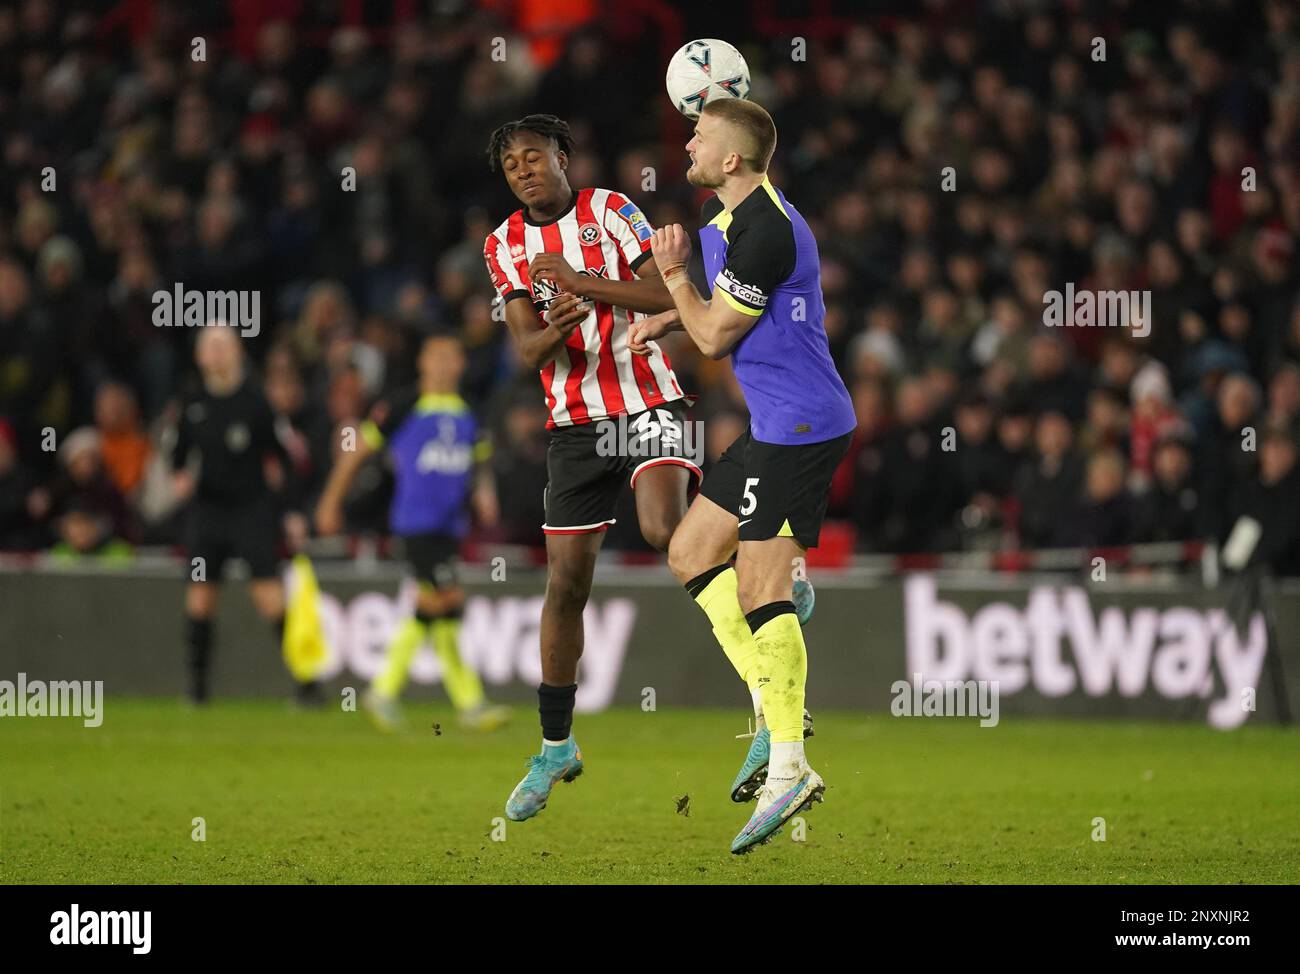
[414,393,468,414]
[523,190,579,227]
[707,177,790,238]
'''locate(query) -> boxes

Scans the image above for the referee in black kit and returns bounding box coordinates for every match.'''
[170,323,317,705]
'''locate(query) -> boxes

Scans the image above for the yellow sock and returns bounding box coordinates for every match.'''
[751,609,807,743]
[432,617,486,712]
[691,567,764,692]
[372,616,425,699]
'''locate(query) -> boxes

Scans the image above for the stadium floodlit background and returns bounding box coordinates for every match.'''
[1,0,1299,888]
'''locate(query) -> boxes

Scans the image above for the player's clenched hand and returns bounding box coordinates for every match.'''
[545,292,589,337]
[651,225,692,270]
[629,310,680,356]
[529,254,581,294]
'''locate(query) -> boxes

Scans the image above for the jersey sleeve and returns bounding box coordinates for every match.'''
[603,192,655,274]
[714,216,796,317]
[360,388,418,451]
[483,232,530,304]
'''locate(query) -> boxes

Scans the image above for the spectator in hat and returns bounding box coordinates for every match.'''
[1128,360,1187,487]
[46,427,135,546]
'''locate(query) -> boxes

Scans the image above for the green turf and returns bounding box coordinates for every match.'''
[1,699,1296,884]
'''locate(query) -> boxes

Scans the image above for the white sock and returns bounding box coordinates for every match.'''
[768,740,805,781]
[751,687,764,718]
[543,737,569,748]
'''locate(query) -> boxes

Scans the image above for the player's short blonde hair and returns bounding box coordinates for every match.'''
[702,99,777,173]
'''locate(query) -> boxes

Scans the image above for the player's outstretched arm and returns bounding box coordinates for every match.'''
[502,292,589,370]
[314,432,374,536]
[651,225,757,360]
[529,253,674,314]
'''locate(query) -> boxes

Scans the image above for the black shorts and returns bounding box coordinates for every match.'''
[699,427,852,548]
[185,498,280,580]
[399,532,460,589]
[544,400,701,534]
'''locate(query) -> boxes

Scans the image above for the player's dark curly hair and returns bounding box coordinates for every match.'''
[486,114,574,171]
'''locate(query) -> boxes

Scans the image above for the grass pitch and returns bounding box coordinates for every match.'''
[2,700,1296,884]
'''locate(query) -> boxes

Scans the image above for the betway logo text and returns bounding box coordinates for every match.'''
[303,582,633,712]
[904,576,1266,729]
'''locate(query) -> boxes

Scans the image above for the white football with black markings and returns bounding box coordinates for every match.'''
[666,39,751,119]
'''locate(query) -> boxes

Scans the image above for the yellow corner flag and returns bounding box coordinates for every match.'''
[283,554,327,682]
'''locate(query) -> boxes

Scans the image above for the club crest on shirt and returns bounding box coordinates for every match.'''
[578,223,603,245]
[225,422,250,453]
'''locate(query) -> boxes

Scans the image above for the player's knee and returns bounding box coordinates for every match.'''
[735,582,757,614]
[735,572,769,614]
[250,582,284,617]
[545,567,592,614]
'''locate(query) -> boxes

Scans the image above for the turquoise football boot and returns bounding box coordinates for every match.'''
[730,710,815,803]
[792,577,816,626]
[505,739,584,822]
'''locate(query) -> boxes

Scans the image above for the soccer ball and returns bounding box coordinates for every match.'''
[665,39,751,119]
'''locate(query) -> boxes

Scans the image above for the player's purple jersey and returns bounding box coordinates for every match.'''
[699,179,855,446]
[360,391,485,537]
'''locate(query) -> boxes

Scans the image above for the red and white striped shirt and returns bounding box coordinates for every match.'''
[483,187,687,429]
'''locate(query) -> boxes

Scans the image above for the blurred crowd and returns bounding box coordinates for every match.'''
[1,0,1300,574]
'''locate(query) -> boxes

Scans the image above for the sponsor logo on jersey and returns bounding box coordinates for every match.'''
[532,265,608,305]
[617,202,653,242]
